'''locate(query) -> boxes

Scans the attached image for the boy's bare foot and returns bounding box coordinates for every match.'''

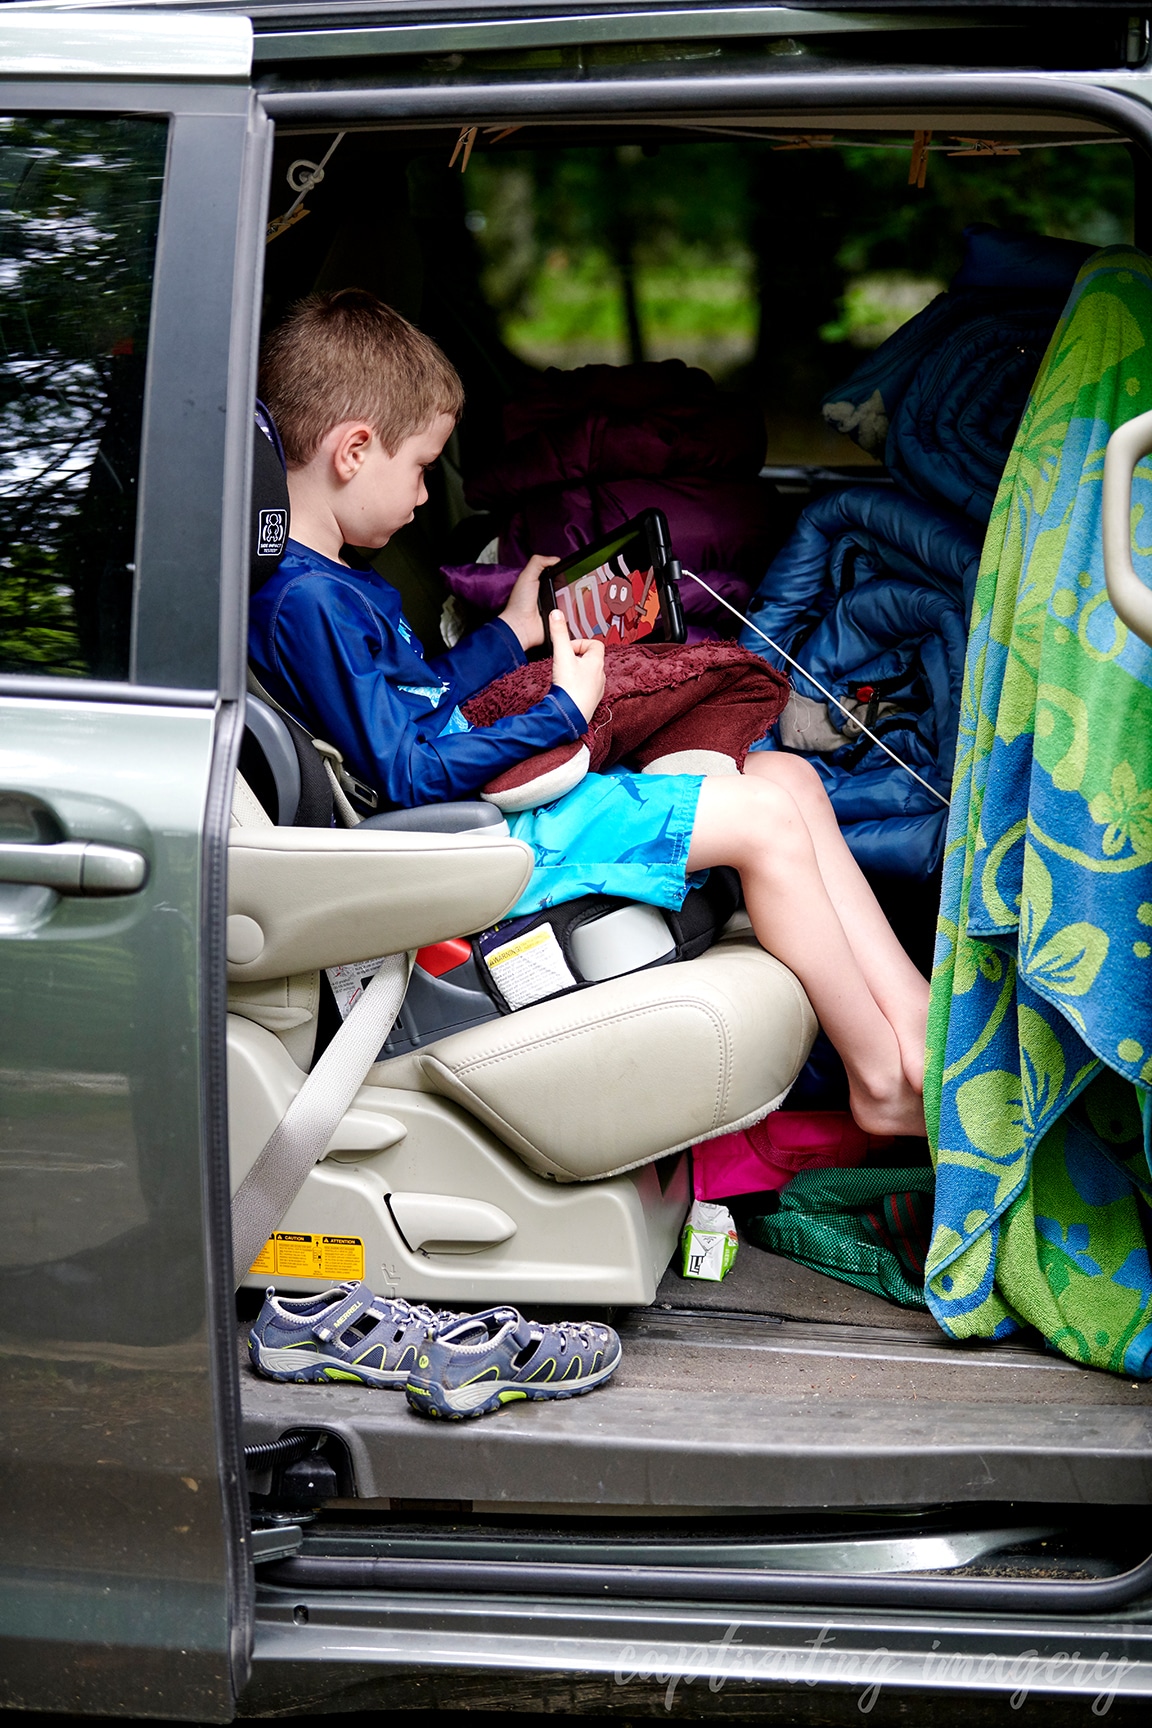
[848,1075,927,1139]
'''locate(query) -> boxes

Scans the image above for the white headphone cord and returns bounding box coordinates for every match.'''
[679,568,951,809]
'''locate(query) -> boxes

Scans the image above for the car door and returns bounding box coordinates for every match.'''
[0,14,269,1720]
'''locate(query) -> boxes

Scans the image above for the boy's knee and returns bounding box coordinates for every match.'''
[764,752,823,798]
[698,774,809,873]
[751,752,835,823]
[735,778,808,862]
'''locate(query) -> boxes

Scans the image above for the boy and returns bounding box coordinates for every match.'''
[250,289,928,1137]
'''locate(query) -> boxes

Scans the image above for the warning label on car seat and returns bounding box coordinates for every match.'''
[326,956,387,1020]
[248,1232,365,1280]
[482,922,576,1010]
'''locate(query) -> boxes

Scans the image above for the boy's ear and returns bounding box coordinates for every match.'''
[329,421,375,484]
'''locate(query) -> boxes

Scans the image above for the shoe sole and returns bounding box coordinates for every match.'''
[250,1339,407,1388]
[405,1342,622,1419]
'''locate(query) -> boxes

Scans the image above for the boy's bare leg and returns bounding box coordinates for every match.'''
[686,774,926,1137]
[741,752,930,1092]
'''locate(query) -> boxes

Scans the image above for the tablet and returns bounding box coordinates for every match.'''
[539,508,687,648]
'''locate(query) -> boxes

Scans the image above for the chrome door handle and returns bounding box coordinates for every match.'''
[0,841,148,895]
[1103,406,1152,649]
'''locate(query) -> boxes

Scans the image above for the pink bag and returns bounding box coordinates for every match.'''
[693,1111,887,1201]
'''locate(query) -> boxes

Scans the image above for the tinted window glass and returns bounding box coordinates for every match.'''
[0,115,166,680]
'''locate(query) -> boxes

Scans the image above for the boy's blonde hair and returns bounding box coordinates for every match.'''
[259,288,464,464]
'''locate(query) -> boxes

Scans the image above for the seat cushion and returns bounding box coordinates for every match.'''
[367,933,817,1181]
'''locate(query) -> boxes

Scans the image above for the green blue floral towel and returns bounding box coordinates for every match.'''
[926,247,1152,1374]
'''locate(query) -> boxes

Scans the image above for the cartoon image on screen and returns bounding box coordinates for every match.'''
[553,548,660,646]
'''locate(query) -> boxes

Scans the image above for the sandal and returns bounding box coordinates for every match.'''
[405,1305,621,1419]
[249,1280,474,1388]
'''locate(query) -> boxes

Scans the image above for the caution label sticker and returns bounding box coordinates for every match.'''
[326,956,387,1020]
[483,922,575,1010]
[248,1232,365,1280]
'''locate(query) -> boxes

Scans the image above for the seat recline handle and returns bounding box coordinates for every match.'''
[1103,405,1152,649]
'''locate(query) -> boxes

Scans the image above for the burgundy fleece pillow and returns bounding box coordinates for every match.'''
[462,642,790,812]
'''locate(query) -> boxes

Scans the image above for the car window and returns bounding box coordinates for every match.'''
[0,114,167,681]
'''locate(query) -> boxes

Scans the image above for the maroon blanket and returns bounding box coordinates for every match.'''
[462,642,790,800]
[467,360,767,504]
[458,362,784,639]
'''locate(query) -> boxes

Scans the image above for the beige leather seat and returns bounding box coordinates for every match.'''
[226,780,817,1305]
[369,932,814,1182]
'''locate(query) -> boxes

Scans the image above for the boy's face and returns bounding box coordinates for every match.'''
[336,412,455,549]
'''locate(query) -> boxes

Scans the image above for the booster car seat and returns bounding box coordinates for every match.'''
[227,411,817,1303]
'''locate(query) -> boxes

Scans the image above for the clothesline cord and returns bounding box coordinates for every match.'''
[678,568,951,808]
[268,132,346,237]
[673,125,1127,152]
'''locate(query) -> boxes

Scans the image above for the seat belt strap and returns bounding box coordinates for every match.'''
[231,949,411,1284]
[310,738,364,828]
[245,665,378,827]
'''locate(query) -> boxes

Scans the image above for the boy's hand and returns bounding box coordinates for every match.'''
[498,553,557,652]
[549,609,605,724]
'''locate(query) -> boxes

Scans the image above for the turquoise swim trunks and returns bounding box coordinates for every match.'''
[506,768,705,917]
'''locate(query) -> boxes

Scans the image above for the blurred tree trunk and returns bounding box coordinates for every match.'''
[746,147,854,412]
[610,221,646,365]
[599,148,646,366]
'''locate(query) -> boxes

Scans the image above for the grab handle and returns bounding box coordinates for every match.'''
[0,841,147,895]
[1102,405,1152,649]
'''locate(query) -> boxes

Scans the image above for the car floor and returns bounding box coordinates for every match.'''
[239,1236,1152,1521]
[653,1232,942,1329]
[622,1241,1152,1410]
[239,1240,1152,1417]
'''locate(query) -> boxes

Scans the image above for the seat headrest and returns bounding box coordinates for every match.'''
[251,402,290,593]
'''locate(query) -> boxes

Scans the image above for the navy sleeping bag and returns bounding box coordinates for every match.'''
[822,225,1094,525]
[739,487,981,879]
[755,226,1096,877]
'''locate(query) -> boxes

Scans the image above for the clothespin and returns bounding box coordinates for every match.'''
[266,205,310,244]
[449,125,478,172]
[908,129,932,189]
[771,133,835,152]
[483,125,522,145]
[946,136,1020,158]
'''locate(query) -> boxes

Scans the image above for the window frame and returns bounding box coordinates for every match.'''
[258,65,1152,148]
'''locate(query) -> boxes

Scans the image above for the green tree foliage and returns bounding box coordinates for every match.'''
[465,134,1134,426]
[0,116,166,678]
[467,142,757,372]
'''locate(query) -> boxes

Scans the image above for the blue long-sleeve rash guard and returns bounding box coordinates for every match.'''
[249,541,586,808]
